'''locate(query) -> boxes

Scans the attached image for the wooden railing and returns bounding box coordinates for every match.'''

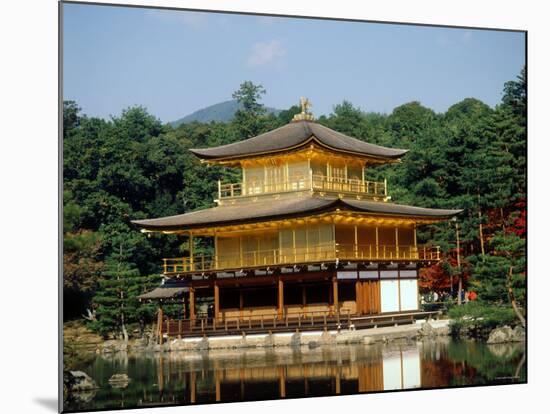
[160,309,354,340]
[335,244,440,261]
[157,310,442,340]
[162,243,440,274]
[217,175,387,200]
[311,175,387,197]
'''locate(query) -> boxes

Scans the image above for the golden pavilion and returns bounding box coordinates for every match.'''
[134,99,461,339]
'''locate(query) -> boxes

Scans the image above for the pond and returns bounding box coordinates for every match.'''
[64,338,526,412]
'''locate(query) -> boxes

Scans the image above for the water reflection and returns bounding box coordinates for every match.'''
[65,339,525,412]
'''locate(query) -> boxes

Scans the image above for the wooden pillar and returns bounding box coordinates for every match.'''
[354,224,358,258]
[332,277,339,315]
[355,281,362,315]
[214,282,220,320]
[395,227,400,259]
[413,224,418,259]
[189,232,194,271]
[277,277,284,319]
[189,287,196,322]
[335,367,341,394]
[239,235,243,267]
[308,158,313,190]
[375,226,379,258]
[363,281,370,314]
[285,162,289,190]
[157,306,164,345]
[264,165,268,192]
[214,232,219,269]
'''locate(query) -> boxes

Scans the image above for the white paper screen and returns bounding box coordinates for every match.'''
[399,279,418,311]
[380,280,399,312]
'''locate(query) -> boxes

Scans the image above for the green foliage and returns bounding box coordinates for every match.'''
[64,69,526,334]
[469,230,526,305]
[448,301,518,337]
[231,81,272,138]
[88,257,160,337]
[231,81,266,114]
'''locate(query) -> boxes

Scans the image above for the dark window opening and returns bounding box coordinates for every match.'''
[220,288,240,309]
[242,287,277,307]
[339,282,356,302]
[306,283,330,304]
[284,284,303,305]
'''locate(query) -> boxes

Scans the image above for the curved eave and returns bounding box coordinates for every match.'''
[190,136,408,164]
[132,198,462,233]
[132,198,338,232]
[189,120,408,162]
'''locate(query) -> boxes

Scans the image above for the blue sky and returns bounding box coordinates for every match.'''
[63,3,525,123]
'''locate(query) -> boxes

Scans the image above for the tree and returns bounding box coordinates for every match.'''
[231,81,266,115]
[231,81,267,138]
[63,100,81,139]
[88,241,160,337]
[502,67,526,119]
[469,230,526,327]
[277,104,301,124]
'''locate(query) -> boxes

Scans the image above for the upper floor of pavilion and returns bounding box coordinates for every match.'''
[189,99,408,205]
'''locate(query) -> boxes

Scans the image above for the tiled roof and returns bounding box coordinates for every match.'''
[189,120,408,161]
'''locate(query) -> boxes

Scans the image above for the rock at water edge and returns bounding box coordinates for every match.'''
[65,371,98,392]
[487,326,514,344]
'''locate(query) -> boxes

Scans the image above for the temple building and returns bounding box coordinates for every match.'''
[134,99,461,338]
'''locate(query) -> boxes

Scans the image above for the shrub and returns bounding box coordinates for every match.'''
[448,301,518,339]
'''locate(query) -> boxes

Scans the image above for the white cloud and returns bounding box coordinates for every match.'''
[247,40,286,67]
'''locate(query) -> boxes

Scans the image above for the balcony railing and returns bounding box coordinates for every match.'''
[162,243,440,274]
[217,175,387,200]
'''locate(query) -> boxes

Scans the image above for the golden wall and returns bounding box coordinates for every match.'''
[215,224,415,266]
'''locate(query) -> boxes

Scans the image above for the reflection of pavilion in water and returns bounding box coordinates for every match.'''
[67,340,524,411]
[151,344,421,405]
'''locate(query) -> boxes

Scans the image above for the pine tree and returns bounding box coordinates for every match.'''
[89,259,139,338]
[469,230,526,326]
[232,81,267,139]
[89,241,159,337]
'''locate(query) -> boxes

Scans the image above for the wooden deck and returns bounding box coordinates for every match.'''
[158,310,441,340]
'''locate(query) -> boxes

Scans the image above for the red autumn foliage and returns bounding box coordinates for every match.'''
[508,199,526,238]
[419,249,470,292]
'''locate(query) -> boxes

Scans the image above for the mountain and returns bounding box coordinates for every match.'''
[170,100,282,126]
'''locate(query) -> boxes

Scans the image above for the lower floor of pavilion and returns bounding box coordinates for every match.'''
[140,263,427,340]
